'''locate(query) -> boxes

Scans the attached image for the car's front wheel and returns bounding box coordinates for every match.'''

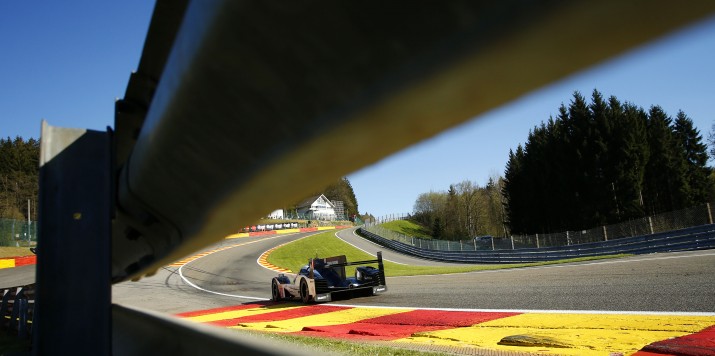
[300,279,312,303]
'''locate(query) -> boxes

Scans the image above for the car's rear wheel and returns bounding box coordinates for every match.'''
[271,279,281,301]
[300,279,312,303]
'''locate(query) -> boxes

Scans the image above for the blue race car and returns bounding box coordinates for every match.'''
[271,252,387,303]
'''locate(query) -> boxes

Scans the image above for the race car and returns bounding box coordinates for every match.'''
[271,252,387,303]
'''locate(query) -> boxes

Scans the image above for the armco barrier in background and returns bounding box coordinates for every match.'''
[366,201,715,251]
[357,224,715,263]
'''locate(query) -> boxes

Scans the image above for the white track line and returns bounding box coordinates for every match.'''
[256,231,325,273]
[177,234,715,315]
[331,229,408,265]
[179,231,322,300]
[178,266,265,301]
[393,250,715,278]
[323,303,715,316]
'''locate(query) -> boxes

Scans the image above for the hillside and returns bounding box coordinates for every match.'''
[380,219,432,239]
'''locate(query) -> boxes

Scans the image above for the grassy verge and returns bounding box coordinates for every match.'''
[380,220,432,239]
[232,329,449,356]
[0,246,34,258]
[266,231,629,276]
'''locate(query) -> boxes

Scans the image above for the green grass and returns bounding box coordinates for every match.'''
[268,231,376,276]
[232,329,451,356]
[266,231,630,276]
[0,246,34,258]
[380,220,432,239]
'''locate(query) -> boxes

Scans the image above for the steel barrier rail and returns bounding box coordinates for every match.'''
[112,304,313,356]
[366,222,715,253]
[111,0,715,283]
[34,0,715,355]
[358,225,715,263]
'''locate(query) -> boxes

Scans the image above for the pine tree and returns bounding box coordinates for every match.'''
[322,177,359,220]
[501,91,706,234]
[503,146,526,234]
[643,106,689,214]
[607,101,648,221]
[673,110,712,203]
[0,136,40,220]
[587,89,611,225]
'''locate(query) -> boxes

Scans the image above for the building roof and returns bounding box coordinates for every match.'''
[296,194,336,209]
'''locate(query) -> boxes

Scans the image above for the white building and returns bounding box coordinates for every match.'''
[296,194,337,220]
[268,209,284,219]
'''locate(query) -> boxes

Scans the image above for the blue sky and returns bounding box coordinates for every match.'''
[1,3,714,219]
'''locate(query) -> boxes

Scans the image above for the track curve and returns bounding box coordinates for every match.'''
[115,227,715,314]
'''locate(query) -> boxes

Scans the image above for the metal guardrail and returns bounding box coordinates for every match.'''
[366,203,715,251]
[0,285,34,339]
[358,224,715,263]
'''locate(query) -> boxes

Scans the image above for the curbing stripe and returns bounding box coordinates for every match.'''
[180,303,715,355]
[402,313,715,356]
[292,309,521,341]
[177,303,273,318]
[637,324,715,355]
[0,259,15,269]
[229,225,353,239]
[0,255,36,269]
[208,305,348,327]
[256,225,352,273]
[257,245,293,273]
[230,306,403,333]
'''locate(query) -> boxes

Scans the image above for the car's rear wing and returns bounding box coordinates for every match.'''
[308,251,386,286]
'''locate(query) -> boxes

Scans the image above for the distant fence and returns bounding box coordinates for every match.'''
[281,212,348,221]
[364,202,715,251]
[0,219,37,247]
[358,224,715,263]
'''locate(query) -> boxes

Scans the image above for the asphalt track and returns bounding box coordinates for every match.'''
[110,227,715,355]
[336,228,715,312]
[5,227,714,354]
[114,227,715,313]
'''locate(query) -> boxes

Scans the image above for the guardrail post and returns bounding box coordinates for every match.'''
[34,123,111,355]
[536,234,540,249]
[17,296,28,338]
[603,226,608,241]
[707,203,713,225]
[648,217,655,234]
[0,289,10,324]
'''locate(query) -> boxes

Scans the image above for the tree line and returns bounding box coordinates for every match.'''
[322,177,359,220]
[410,90,713,238]
[0,137,40,221]
[503,90,712,234]
[412,177,506,240]
[0,136,364,226]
